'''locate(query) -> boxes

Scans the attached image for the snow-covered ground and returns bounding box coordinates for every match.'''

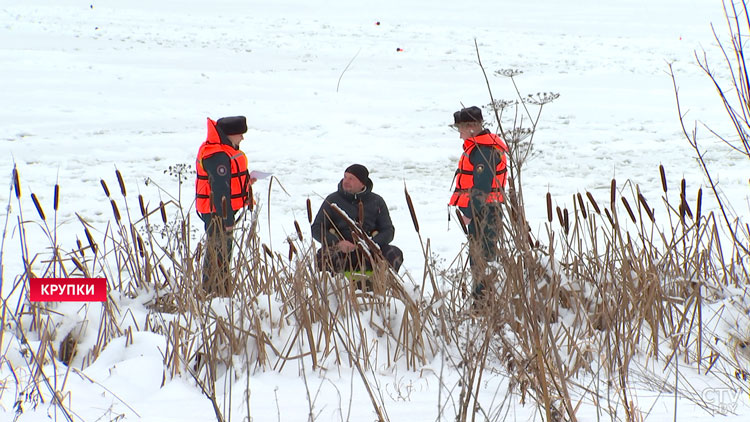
[2,0,749,420]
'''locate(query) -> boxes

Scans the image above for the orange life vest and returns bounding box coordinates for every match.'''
[195,118,251,214]
[449,132,508,207]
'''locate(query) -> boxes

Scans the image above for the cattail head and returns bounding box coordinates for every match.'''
[31,193,46,221]
[136,234,145,257]
[455,208,467,235]
[160,201,167,224]
[546,192,552,223]
[576,192,587,219]
[306,198,313,224]
[84,227,98,255]
[659,164,667,193]
[605,208,614,227]
[682,197,693,220]
[221,197,229,219]
[54,184,59,211]
[404,186,420,233]
[262,243,273,259]
[294,220,304,241]
[696,188,702,226]
[586,191,601,214]
[115,169,126,197]
[138,195,146,218]
[681,178,686,200]
[638,193,655,222]
[621,196,636,223]
[100,179,110,198]
[679,202,686,222]
[71,256,86,274]
[110,199,121,222]
[12,166,20,199]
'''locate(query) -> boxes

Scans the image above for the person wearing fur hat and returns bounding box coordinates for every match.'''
[311,164,403,282]
[448,106,509,301]
[195,115,256,296]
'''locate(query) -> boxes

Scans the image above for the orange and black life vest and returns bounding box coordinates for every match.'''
[195,118,251,214]
[448,132,508,207]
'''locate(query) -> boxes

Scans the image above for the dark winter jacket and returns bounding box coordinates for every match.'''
[311,179,395,249]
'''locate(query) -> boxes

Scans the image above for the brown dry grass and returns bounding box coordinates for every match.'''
[4,8,750,417]
[3,145,748,422]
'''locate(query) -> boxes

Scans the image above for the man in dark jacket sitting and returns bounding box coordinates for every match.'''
[311,164,403,276]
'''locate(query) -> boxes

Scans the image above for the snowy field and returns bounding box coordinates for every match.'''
[1,0,749,420]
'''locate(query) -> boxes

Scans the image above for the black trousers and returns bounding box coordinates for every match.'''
[200,214,234,296]
[467,204,502,299]
[316,244,403,274]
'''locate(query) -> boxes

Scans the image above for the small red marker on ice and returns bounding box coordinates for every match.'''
[396,47,403,52]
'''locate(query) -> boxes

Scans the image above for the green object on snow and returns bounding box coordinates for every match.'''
[343,270,373,280]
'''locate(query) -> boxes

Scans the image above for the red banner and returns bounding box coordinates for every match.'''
[29,278,108,302]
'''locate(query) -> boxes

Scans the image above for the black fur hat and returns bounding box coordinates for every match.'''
[453,106,483,124]
[345,164,370,186]
[216,116,248,135]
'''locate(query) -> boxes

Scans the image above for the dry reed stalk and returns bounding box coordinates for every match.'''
[32,317,53,381]
[544,162,750,415]
[398,186,441,300]
[11,144,747,422]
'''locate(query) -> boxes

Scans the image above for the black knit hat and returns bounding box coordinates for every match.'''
[216,116,248,135]
[453,106,483,124]
[345,164,370,186]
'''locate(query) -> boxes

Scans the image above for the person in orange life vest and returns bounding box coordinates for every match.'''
[195,116,256,296]
[448,106,508,300]
[311,164,404,277]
